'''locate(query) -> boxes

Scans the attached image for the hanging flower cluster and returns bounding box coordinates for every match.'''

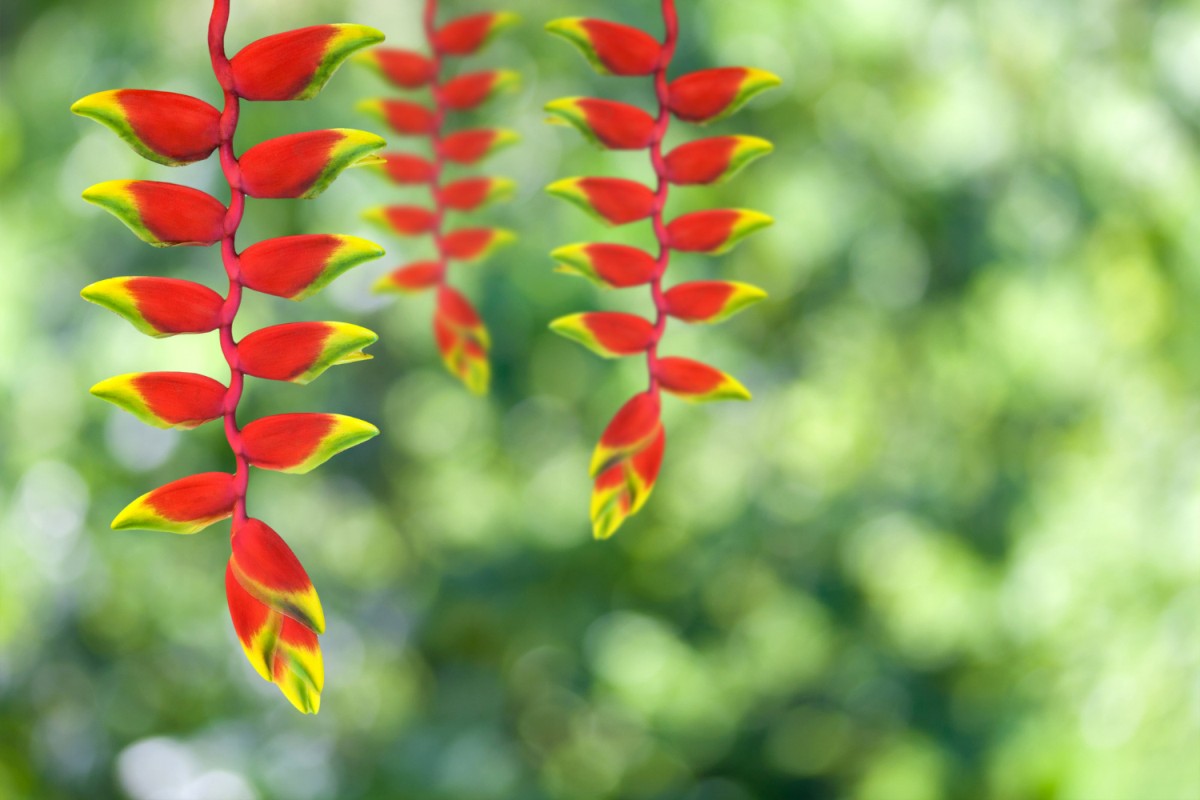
[356,1,519,394]
[73,0,387,713]
[545,3,779,538]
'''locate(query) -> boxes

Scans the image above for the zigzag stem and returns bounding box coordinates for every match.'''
[209,0,250,529]
[646,0,678,402]
[421,0,471,308]
[424,0,450,287]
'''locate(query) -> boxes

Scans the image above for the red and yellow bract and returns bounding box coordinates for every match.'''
[356,0,519,395]
[70,90,221,166]
[546,2,779,538]
[89,372,227,430]
[82,277,224,338]
[74,0,385,713]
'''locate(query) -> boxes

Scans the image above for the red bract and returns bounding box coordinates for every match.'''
[442,227,515,261]
[71,90,220,166]
[547,177,655,225]
[360,99,436,135]
[75,0,384,713]
[439,177,516,211]
[550,312,655,358]
[112,472,237,535]
[357,48,436,89]
[440,70,519,110]
[654,356,750,402]
[663,280,767,324]
[239,322,377,385]
[434,11,518,56]
[374,153,436,184]
[365,205,438,236]
[239,128,385,199]
[667,67,781,124]
[82,277,223,337]
[356,0,519,395]
[375,261,443,294]
[439,128,519,164]
[240,234,385,301]
[664,136,773,185]
[90,372,226,430]
[666,208,773,254]
[231,25,384,101]
[544,97,656,150]
[434,286,490,394]
[550,243,657,287]
[82,180,226,247]
[546,18,662,77]
[242,413,378,474]
[546,2,778,538]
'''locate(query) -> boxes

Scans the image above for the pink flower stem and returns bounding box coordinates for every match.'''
[424,0,450,290]
[646,0,678,404]
[209,0,250,530]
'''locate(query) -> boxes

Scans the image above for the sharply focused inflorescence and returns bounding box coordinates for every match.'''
[73,0,388,713]
[356,0,519,394]
[545,2,780,538]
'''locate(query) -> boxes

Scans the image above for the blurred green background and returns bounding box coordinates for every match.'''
[2,0,1199,798]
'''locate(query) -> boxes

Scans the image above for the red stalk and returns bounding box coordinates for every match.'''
[209,0,250,528]
[645,0,678,407]
[425,0,451,289]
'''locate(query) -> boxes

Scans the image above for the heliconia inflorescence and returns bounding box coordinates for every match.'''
[355,0,519,394]
[73,0,388,713]
[545,4,779,539]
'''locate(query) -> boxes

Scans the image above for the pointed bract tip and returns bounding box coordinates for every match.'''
[70,90,117,117]
[495,11,521,28]
[494,69,522,91]
[545,178,581,196]
[544,17,583,34]
[355,99,384,116]
[370,273,397,294]
[492,228,518,248]
[351,153,387,168]
[80,277,123,303]
[544,97,581,114]
[740,209,775,229]
[81,179,130,205]
[743,135,775,153]
[494,129,521,146]
[746,67,783,89]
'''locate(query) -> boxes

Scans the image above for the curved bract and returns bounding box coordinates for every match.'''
[73,0,385,713]
[545,2,778,539]
[356,0,519,395]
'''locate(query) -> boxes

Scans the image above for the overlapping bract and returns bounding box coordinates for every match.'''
[74,11,384,713]
[546,8,778,538]
[356,1,518,395]
[226,519,325,713]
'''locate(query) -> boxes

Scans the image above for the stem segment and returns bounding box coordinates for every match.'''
[209,0,250,529]
[647,0,678,402]
[424,0,450,288]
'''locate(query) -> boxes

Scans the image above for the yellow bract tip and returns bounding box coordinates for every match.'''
[545,17,585,34]
[745,67,783,89]
[545,178,583,196]
[80,277,127,303]
[355,99,384,117]
[544,97,582,114]
[81,179,132,205]
[351,153,387,168]
[70,90,119,117]
[491,228,518,248]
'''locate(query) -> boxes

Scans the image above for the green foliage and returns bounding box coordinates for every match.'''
[1,0,1198,798]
